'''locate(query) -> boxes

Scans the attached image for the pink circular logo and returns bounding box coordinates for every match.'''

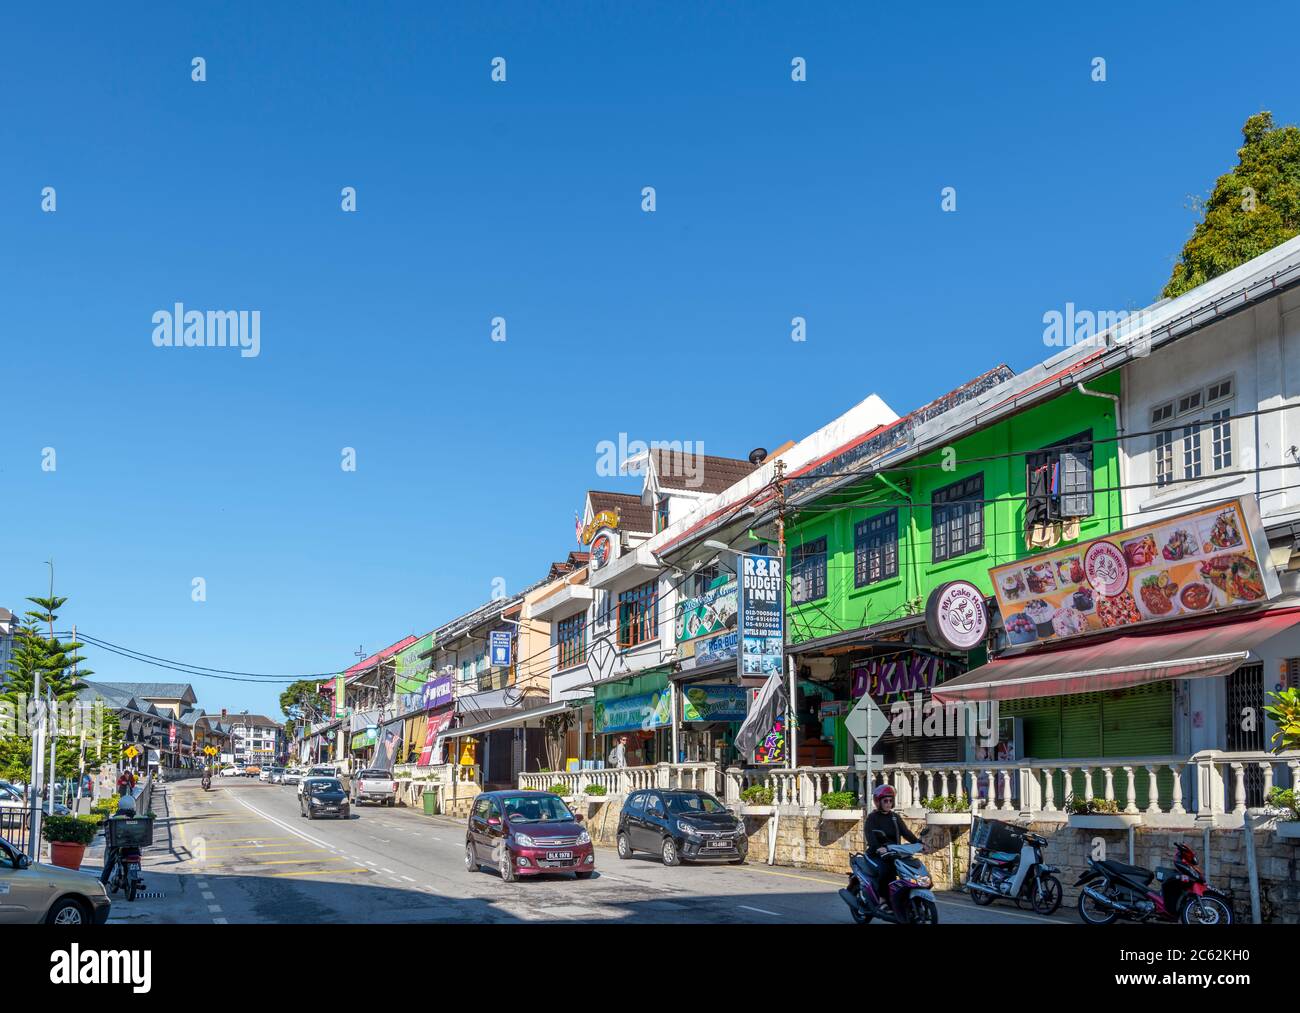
[929,580,988,650]
[1084,540,1128,597]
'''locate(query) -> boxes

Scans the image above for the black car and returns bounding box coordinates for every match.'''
[299,778,350,820]
[617,789,747,866]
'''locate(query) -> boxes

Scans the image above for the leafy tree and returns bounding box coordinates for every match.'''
[280,679,327,741]
[1164,111,1300,298]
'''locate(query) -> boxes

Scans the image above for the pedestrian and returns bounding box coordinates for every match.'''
[607,734,629,769]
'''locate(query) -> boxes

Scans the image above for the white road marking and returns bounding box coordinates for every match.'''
[381,867,395,874]
[213,917,228,924]
[401,875,414,882]
[738,904,781,917]
[228,794,334,849]
[207,904,222,913]
[202,891,215,900]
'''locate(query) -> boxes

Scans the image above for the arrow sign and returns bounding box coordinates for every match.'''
[844,694,889,754]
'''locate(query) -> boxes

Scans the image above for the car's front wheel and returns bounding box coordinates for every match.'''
[617,832,632,860]
[661,836,681,867]
[499,851,517,883]
[46,897,90,925]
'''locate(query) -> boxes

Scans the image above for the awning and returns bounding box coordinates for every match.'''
[447,700,576,738]
[934,605,1300,703]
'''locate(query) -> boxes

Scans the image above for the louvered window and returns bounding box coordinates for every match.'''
[932,475,984,563]
[854,510,899,587]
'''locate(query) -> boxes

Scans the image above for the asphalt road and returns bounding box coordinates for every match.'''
[109,779,1073,925]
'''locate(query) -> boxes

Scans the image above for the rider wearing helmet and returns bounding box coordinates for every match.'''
[864,784,920,894]
[100,793,138,884]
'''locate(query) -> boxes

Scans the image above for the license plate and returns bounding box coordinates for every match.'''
[546,851,573,861]
[707,840,731,849]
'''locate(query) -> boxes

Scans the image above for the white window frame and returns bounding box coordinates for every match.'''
[1149,377,1235,490]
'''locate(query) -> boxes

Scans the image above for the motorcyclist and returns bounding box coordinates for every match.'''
[100,792,137,885]
[864,784,920,897]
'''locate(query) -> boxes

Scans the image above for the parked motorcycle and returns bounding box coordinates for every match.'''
[1075,842,1232,925]
[839,831,939,924]
[965,819,1062,915]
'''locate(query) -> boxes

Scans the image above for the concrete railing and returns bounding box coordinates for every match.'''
[517,763,722,797]
[722,751,1300,824]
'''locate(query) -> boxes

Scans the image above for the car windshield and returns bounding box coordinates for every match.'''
[502,795,574,823]
[309,780,342,793]
[664,793,726,815]
[358,770,390,779]
[308,769,333,776]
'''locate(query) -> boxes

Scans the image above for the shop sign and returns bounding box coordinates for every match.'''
[590,532,615,570]
[594,690,671,734]
[418,709,454,765]
[989,496,1278,649]
[420,675,453,711]
[680,684,748,722]
[489,630,512,667]
[688,630,738,669]
[581,509,620,545]
[395,633,435,695]
[925,581,989,652]
[851,655,947,699]
[738,553,784,679]
[333,675,346,718]
[753,715,786,765]
[676,579,737,642]
[350,727,376,749]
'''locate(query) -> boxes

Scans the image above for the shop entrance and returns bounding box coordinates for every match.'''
[1225,663,1266,807]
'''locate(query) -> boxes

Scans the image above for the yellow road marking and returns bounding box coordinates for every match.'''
[222,857,353,867]
[185,849,326,858]
[270,867,371,878]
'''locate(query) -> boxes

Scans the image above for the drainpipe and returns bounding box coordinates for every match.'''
[1076,381,1123,526]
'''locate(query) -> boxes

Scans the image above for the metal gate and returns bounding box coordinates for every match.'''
[1225,663,1265,808]
[0,806,38,857]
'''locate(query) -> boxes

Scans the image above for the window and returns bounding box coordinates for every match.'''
[557,613,586,669]
[655,497,670,534]
[1150,379,1234,489]
[627,792,646,814]
[932,475,984,563]
[691,563,720,598]
[790,537,827,603]
[854,511,899,587]
[617,580,658,648]
[1025,431,1094,525]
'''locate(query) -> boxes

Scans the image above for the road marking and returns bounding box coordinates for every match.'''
[228,795,334,849]
[364,861,378,867]
[738,904,781,916]
[233,857,357,867]
[270,867,371,878]
[213,917,228,924]
[207,905,222,913]
[381,867,395,874]
[401,875,414,883]
[740,867,845,887]
[202,891,215,900]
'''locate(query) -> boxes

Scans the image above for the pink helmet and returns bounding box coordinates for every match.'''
[872,784,896,806]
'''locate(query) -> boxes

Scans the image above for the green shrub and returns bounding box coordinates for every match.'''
[740,784,774,806]
[583,784,607,796]
[1068,797,1119,815]
[819,791,857,810]
[546,783,569,796]
[41,815,100,846]
[1266,786,1299,821]
[923,794,970,813]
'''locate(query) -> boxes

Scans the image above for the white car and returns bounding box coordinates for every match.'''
[219,766,242,778]
[282,769,304,786]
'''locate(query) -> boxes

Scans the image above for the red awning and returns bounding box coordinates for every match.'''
[933,605,1300,703]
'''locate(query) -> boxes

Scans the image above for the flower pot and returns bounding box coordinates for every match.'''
[1067,813,1143,830]
[819,808,864,822]
[1276,821,1300,841]
[926,812,973,826]
[48,841,87,870]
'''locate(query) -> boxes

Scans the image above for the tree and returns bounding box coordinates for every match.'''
[280,679,327,742]
[541,711,575,772]
[1164,111,1300,298]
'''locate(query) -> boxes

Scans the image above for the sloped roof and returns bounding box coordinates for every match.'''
[93,681,197,705]
[227,714,282,729]
[649,450,759,494]
[587,491,652,533]
[342,635,419,679]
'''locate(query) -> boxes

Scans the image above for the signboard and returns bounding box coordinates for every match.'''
[845,694,890,755]
[334,675,346,719]
[753,715,786,765]
[489,630,512,668]
[594,690,671,734]
[395,634,435,695]
[168,723,177,749]
[581,509,620,545]
[351,727,377,749]
[675,579,737,642]
[420,675,453,711]
[925,581,989,652]
[418,709,454,765]
[590,533,614,570]
[687,630,739,670]
[738,553,785,678]
[851,654,948,699]
[989,496,1277,649]
[680,684,748,723]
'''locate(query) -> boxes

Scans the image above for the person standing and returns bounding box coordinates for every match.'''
[608,735,628,768]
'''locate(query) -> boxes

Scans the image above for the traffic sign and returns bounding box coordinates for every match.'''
[124,745,140,759]
[845,695,889,754]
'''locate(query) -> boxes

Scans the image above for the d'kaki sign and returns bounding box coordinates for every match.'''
[989,497,1278,648]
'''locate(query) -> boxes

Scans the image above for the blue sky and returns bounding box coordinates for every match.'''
[2,1,1297,715]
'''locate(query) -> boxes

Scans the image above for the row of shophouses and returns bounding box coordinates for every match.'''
[308,238,1300,826]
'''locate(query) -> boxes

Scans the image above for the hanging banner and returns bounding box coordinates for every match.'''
[594,690,672,734]
[421,675,453,711]
[989,496,1277,649]
[395,634,435,696]
[372,719,404,771]
[680,684,748,722]
[676,579,738,642]
[419,709,454,765]
[738,553,785,678]
[333,675,346,718]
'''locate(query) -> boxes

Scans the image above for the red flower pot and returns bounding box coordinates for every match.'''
[49,842,87,870]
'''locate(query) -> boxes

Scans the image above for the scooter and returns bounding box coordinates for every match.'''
[839,830,939,924]
[201,772,212,791]
[965,823,1062,915]
[105,845,145,902]
[1075,842,1233,925]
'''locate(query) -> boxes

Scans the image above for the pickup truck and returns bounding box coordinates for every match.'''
[351,769,397,807]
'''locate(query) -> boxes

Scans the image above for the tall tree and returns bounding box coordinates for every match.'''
[280,679,327,741]
[1164,111,1300,298]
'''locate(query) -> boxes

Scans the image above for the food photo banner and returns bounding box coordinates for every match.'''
[990,497,1278,648]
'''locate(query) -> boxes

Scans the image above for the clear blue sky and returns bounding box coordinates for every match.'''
[2,1,1297,716]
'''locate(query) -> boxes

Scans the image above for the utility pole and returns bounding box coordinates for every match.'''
[773,460,796,770]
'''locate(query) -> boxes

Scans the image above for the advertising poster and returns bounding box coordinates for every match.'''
[680,684,748,722]
[675,579,738,642]
[394,634,435,696]
[594,690,672,734]
[418,710,454,765]
[989,497,1277,649]
[738,553,784,678]
[754,716,786,765]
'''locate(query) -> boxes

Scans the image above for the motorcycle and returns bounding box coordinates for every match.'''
[105,845,145,902]
[201,772,212,791]
[839,830,940,924]
[1075,842,1233,925]
[965,820,1062,915]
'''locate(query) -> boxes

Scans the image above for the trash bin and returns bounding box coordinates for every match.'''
[422,791,439,816]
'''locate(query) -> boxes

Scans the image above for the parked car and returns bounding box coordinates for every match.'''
[617,789,747,866]
[0,836,112,925]
[352,769,397,807]
[464,790,594,882]
[282,768,303,786]
[300,766,342,796]
[245,765,262,778]
[299,778,350,820]
[219,766,242,777]
[0,781,71,816]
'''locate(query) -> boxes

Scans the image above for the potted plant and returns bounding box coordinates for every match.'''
[739,784,775,815]
[1066,796,1142,829]
[546,782,570,797]
[41,815,100,870]
[818,790,863,821]
[1265,787,1300,840]
[583,784,608,797]
[924,794,972,826]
